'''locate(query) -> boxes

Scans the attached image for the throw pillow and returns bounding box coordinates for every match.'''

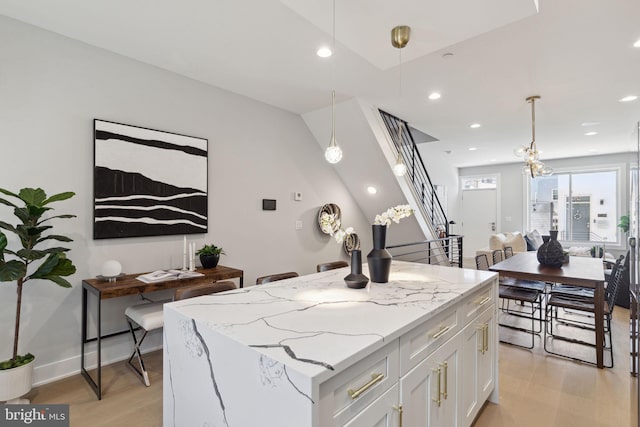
[504,233,527,253]
[523,235,536,251]
[525,229,544,249]
[489,233,507,250]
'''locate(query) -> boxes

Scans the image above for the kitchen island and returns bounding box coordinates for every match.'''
[163,261,499,426]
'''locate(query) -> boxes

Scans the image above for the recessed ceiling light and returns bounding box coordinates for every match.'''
[468,147,478,151]
[470,123,481,129]
[367,186,377,194]
[316,47,332,58]
[581,122,600,127]
[584,131,598,136]
[588,148,599,153]
[619,95,638,102]
[490,158,497,162]
[442,52,454,59]
[634,39,640,48]
[428,92,441,100]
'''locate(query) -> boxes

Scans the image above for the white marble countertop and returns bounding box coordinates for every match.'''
[165,261,496,384]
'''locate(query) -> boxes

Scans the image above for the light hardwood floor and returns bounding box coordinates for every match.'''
[25,308,637,426]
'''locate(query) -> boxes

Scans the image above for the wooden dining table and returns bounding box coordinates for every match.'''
[490,251,606,368]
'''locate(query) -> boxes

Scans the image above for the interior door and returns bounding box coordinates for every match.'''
[461,189,497,258]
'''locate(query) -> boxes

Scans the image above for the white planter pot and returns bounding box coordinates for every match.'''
[0,359,34,402]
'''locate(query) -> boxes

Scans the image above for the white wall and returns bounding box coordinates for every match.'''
[0,16,372,384]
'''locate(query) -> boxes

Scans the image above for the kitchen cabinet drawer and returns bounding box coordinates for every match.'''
[461,283,494,324]
[319,341,399,426]
[399,305,459,375]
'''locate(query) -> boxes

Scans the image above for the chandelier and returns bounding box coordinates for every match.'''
[514,95,553,178]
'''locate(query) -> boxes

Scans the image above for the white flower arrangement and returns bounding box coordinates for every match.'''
[320,212,354,244]
[374,204,414,227]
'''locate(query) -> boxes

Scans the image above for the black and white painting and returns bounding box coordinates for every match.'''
[94,119,208,239]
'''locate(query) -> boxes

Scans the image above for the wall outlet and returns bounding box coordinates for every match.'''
[294,192,302,201]
[295,220,303,230]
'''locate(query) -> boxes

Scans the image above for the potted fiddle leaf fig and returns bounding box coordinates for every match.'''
[0,188,76,402]
[196,244,225,269]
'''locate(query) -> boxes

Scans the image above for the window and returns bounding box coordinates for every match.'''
[528,169,619,244]
[461,176,497,190]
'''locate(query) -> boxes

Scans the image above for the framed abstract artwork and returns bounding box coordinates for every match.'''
[93,119,208,239]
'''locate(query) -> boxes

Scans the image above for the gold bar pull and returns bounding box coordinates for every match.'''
[393,405,403,427]
[432,367,442,407]
[477,324,485,354]
[477,296,490,306]
[347,373,384,399]
[442,361,448,399]
[432,325,450,340]
[484,323,489,353]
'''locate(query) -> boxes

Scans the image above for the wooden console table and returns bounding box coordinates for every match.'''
[81,265,243,399]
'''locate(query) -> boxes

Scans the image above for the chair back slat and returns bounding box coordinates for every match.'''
[492,250,504,265]
[256,272,299,285]
[317,261,348,272]
[475,254,490,271]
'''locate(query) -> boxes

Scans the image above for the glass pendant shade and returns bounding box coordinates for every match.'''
[393,158,407,176]
[325,134,343,164]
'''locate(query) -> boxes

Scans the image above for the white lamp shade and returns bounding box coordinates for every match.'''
[101,260,122,277]
[325,145,343,164]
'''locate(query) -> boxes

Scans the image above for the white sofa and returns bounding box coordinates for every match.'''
[475,231,528,266]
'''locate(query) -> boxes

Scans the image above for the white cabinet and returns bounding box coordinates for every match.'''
[460,306,495,425]
[343,384,401,427]
[400,333,461,427]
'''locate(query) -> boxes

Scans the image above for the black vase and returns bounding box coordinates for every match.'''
[367,225,392,283]
[199,254,220,269]
[536,230,564,268]
[344,250,369,289]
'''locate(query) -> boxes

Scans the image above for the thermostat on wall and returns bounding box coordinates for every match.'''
[262,199,276,211]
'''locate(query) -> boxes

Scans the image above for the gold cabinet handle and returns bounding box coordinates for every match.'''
[347,373,384,399]
[393,405,403,427]
[477,324,485,354]
[477,296,490,306]
[483,323,489,353]
[432,325,450,340]
[432,367,442,407]
[442,361,448,399]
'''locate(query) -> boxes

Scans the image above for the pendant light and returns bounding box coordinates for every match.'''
[324,0,343,164]
[391,25,410,177]
[392,122,408,176]
[514,95,553,178]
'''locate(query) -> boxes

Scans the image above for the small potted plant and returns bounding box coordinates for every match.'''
[196,244,225,269]
[618,214,630,235]
[0,188,76,402]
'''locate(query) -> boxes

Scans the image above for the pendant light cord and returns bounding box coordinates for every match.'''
[530,97,536,150]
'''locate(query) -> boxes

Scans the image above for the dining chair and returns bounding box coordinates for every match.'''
[475,254,543,349]
[503,246,514,258]
[543,256,626,367]
[125,280,237,386]
[316,261,348,272]
[492,249,504,265]
[255,271,299,285]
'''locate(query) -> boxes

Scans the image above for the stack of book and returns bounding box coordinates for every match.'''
[136,269,204,283]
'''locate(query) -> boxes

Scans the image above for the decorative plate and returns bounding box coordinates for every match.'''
[317,203,342,235]
[343,233,361,256]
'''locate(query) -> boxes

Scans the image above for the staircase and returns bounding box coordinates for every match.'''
[378,109,460,266]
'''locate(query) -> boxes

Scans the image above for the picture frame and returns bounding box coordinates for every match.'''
[93,119,208,239]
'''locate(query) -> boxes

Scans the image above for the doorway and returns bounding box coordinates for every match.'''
[461,188,498,258]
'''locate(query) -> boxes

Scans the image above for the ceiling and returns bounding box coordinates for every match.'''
[1,0,638,167]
